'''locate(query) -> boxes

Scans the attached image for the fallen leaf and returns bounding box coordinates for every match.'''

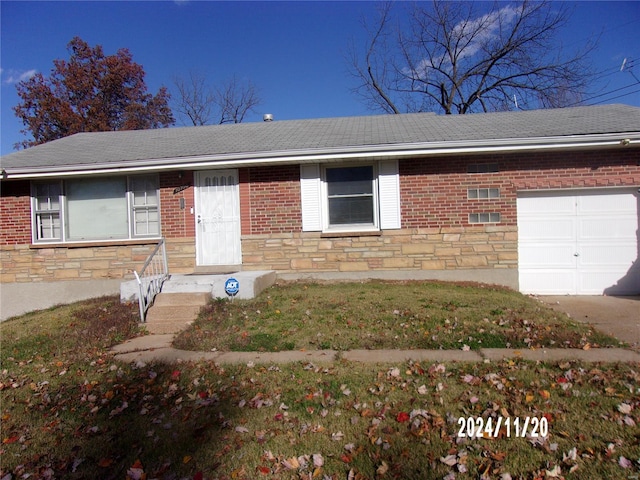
[440,454,457,466]
[377,461,389,475]
[545,465,562,477]
[619,456,632,468]
[396,411,410,423]
[618,403,632,414]
[98,458,114,468]
[282,457,300,469]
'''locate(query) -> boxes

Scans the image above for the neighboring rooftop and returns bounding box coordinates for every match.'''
[1,104,639,177]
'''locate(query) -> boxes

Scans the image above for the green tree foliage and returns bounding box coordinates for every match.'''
[13,37,174,148]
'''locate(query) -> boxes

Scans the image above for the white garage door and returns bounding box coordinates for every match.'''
[517,189,639,295]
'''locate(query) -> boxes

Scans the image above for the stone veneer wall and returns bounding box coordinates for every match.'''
[241,226,517,273]
[0,238,195,283]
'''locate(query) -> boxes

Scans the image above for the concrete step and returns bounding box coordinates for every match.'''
[146,304,204,323]
[145,320,195,335]
[153,292,210,307]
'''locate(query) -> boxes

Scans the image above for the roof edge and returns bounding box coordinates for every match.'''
[2,132,638,179]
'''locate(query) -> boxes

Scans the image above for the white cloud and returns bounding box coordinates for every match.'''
[1,68,37,84]
[406,5,519,80]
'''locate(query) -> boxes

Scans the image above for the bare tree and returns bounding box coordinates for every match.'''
[216,74,262,124]
[173,72,262,125]
[173,71,215,126]
[348,1,596,114]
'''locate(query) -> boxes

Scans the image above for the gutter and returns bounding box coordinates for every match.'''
[2,132,639,179]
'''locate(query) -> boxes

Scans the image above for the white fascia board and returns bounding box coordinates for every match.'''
[3,132,639,179]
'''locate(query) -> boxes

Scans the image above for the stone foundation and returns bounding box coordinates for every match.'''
[241,226,518,274]
[0,238,196,283]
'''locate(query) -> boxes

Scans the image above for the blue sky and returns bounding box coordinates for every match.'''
[1,1,639,155]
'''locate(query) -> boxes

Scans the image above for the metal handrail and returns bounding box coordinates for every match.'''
[134,238,169,322]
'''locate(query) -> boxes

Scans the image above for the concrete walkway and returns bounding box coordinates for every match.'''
[111,334,640,365]
[540,295,640,352]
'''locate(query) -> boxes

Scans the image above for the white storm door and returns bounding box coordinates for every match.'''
[195,170,241,266]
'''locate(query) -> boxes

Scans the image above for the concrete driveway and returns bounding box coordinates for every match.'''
[540,296,640,352]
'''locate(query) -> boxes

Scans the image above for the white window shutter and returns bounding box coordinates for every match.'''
[378,160,401,229]
[300,164,322,231]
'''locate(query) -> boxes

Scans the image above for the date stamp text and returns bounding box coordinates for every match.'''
[457,416,548,438]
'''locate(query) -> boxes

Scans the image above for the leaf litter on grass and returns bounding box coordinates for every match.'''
[174,280,621,352]
[2,290,638,479]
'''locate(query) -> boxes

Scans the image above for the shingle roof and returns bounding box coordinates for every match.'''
[2,104,639,175]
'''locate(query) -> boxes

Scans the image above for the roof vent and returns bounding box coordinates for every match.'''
[263,113,273,122]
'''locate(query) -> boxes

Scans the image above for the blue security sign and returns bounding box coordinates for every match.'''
[224,277,240,297]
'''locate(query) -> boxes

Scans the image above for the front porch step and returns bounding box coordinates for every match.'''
[123,270,276,334]
[143,293,209,335]
[153,292,210,307]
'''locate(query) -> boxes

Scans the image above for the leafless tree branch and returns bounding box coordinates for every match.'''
[348,0,597,114]
[172,72,261,126]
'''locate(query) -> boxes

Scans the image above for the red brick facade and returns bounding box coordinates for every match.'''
[159,171,195,239]
[0,180,31,246]
[400,149,640,230]
[240,165,302,235]
[1,147,638,283]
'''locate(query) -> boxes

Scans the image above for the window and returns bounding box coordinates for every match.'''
[469,212,501,224]
[300,161,400,232]
[31,174,160,243]
[326,166,375,227]
[468,188,500,199]
[131,176,160,236]
[33,182,62,240]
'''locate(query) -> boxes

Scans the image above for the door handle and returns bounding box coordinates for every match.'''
[573,252,580,257]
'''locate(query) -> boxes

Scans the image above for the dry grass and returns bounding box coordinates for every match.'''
[174,280,620,352]
[1,289,638,479]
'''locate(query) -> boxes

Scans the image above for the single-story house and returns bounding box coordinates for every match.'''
[1,104,639,313]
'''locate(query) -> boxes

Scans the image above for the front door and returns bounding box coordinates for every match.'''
[195,169,242,266]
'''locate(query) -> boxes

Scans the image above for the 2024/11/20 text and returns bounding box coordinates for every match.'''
[457,416,549,438]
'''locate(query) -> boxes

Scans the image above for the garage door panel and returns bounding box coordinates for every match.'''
[579,271,637,295]
[519,271,577,295]
[517,194,576,215]
[518,189,639,295]
[579,217,637,240]
[518,218,576,242]
[519,244,577,268]
[578,243,638,267]
[578,191,637,214]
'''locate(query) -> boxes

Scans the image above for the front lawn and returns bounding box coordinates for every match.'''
[1,286,638,479]
[173,281,621,352]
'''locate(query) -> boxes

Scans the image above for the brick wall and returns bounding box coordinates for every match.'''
[241,165,302,235]
[0,180,32,246]
[159,171,196,238]
[0,172,198,283]
[1,147,638,283]
[400,149,640,230]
